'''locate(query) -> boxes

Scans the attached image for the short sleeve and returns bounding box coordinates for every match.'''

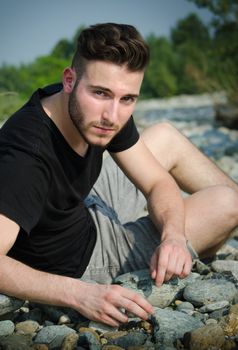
[0,147,50,233]
[106,116,139,153]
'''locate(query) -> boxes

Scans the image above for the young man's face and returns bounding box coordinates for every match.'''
[67,61,144,148]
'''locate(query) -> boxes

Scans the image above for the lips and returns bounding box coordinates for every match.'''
[93,126,115,135]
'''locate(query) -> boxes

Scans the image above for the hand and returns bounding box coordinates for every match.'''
[73,282,154,327]
[150,237,192,287]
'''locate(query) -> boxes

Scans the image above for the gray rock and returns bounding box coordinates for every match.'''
[78,331,101,350]
[146,283,183,308]
[211,260,238,280]
[0,334,33,350]
[198,300,229,313]
[183,279,237,306]
[34,325,76,349]
[209,307,230,320]
[115,270,200,308]
[192,311,209,323]
[176,302,194,312]
[90,321,118,334]
[0,320,15,336]
[153,307,203,343]
[0,294,24,316]
[226,238,238,250]
[193,260,211,275]
[108,331,148,348]
[114,269,151,285]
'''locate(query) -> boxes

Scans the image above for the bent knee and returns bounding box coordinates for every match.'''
[142,121,177,140]
[216,185,238,224]
[141,122,180,158]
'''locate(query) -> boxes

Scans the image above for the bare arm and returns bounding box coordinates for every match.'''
[112,137,192,286]
[0,214,153,326]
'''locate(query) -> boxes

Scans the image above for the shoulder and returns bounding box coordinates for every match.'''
[0,86,60,159]
[107,116,139,153]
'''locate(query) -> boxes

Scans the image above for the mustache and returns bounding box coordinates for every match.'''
[91,121,119,130]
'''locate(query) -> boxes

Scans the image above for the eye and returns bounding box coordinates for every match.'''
[95,90,105,96]
[122,96,136,104]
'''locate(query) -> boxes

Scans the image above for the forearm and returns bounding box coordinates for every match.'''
[147,176,193,285]
[0,255,79,309]
[147,176,186,242]
[0,255,155,327]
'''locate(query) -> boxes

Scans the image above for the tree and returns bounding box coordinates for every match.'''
[22,56,69,97]
[187,0,238,25]
[51,39,74,60]
[171,13,210,49]
[188,0,238,103]
[142,35,178,97]
[170,13,212,94]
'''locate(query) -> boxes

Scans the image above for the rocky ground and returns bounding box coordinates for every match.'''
[1,242,238,350]
[0,93,238,349]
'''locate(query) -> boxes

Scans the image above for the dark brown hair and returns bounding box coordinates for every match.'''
[71,23,150,77]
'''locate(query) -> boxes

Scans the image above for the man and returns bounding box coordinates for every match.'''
[0,23,237,327]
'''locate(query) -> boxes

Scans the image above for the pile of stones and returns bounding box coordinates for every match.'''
[0,235,238,350]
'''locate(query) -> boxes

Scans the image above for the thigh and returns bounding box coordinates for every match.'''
[184,185,238,256]
[88,154,147,223]
[82,204,198,284]
[82,207,162,284]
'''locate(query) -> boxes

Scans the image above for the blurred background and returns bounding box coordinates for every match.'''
[0,0,238,180]
[0,0,237,122]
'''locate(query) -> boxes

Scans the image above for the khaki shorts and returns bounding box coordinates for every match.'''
[82,155,198,284]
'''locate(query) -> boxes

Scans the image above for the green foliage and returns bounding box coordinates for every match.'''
[187,0,237,23]
[188,0,238,104]
[0,92,25,123]
[51,39,74,60]
[0,10,237,119]
[141,36,177,97]
[171,13,210,49]
[21,56,69,98]
[170,13,214,95]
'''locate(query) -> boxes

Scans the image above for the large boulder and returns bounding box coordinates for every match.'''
[215,103,238,129]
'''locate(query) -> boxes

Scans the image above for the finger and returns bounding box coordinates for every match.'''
[180,256,192,279]
[121,289,154,318]
[170,257,184,279]
[100,313,121,327]
[164,254,179,281]
[150,253,157,279]
[155,258,168,287]
[106,306,129,324]
[155,245,172,286]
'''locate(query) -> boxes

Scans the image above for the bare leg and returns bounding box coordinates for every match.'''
[183,186,238,257]
[141,122,238,257]
[141,122,238,193]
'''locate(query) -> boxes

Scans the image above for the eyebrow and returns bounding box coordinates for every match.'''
[88,85,139,98]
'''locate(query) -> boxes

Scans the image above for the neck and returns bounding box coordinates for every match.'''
[41,91,88,157]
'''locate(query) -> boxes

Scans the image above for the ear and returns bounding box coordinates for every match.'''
[63,67,77,93]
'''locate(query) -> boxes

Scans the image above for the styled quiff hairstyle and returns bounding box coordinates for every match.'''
[71,22,150,77]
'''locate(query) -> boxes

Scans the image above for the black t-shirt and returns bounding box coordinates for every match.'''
[0,83,139,277]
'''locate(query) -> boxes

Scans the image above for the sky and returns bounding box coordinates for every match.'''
[0,0,213,66]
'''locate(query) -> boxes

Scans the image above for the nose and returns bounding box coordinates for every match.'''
[102,100,119,123]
